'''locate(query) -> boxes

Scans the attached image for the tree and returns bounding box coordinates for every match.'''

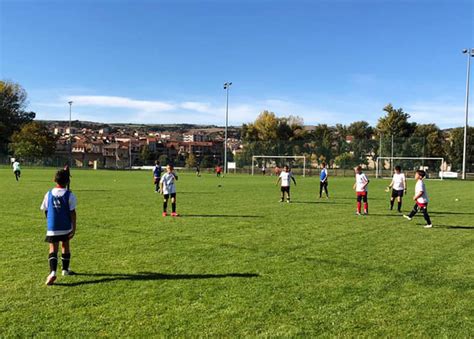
[413,124,445,157]
[446,127,474,172]
[376,104,415,137]
[10,122,57,158]
[158,154,169,165]
[140,146,152,165]
[185,153,197,168]
[347,121,375,165]
[0,80,36,154]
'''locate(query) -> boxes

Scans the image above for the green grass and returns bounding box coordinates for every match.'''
[0,168,473,336]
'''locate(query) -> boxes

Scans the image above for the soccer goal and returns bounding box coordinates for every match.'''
[376,157,446,179]
[251,155,307,176]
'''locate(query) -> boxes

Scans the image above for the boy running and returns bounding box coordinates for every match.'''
[276,165,296,203]
[353,165,369,215]
[40,170,77,285]
[319,162,329,199]
[404,170,432,228]
[13,160,21,181]
[387,165,406,212]
[160,164,179,217]
[153,161,162,193]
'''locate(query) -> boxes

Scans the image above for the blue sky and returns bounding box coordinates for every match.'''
[1,0,473,127]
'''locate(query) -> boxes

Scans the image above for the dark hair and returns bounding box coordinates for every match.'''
[395,165,401,172]
[355,165,362,172]
[322,162,326,167]
[416,169,426,178]
[55,169,70,187]
[167,164,174,169]
[155,160,160,165]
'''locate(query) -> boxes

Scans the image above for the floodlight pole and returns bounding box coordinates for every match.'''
[68,101,73,167]
[223,82,232,175]
[462,48,473,180]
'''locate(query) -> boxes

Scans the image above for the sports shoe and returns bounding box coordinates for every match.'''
[45,272,56,286]
[403,215,412,221]
[162,212,167,217]
[171,212,179,217]
[62,270,75,276]
[356,212,361,215]
[279,199,284,203]
[423,224,433,228]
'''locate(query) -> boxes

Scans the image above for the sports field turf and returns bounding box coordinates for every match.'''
[0,168,473,336]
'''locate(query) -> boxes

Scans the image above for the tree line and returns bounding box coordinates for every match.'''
[1,80,473,172]
[238,107,473,171]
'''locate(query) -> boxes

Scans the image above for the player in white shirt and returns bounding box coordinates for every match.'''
[387,165,407,212]
[404,170,432,228]
[353,165,369,215]
[160,164,179,217]
[276,165,296,203]
[12,160,21,181]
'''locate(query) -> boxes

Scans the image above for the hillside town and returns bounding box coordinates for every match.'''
[48,122,242,168]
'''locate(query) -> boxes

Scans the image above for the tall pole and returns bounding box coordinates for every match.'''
[223,82,232,175]
[68,101,73,167]
[462,48,473,180]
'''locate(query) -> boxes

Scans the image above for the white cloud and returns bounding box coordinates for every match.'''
[64,95,176,112]
[405,101,469,127]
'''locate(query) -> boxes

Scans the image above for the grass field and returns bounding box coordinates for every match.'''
[0,168,473,336]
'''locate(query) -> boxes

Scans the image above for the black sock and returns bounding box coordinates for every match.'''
[397,201,402,212]
[163,200,168,212]
[62,252,71,271]
[408,204,418,218]
[422,208,431,225]
[172,202,176,213]
[390,200,394,210]
[48,252,58,272]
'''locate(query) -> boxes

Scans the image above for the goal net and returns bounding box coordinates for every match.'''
[251,155,307,176]
[376,157,445,179]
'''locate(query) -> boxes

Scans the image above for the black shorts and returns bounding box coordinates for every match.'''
[391,189,404,198]
[45,233,72,243]
[281,186,290,193]
[164,193,176,199]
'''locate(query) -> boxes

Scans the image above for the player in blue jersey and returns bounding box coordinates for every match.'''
[40,170,77,285]
[153,160,162,193]
[319,162,329,199]
[160,164,179,217]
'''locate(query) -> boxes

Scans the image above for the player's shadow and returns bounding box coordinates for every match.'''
[180,191,214,194]
[291,201,348,205]
[181,214,263,218]
[426,224,474,230]
[54,271,259,287]
[73,189,112,192]
[429,211,474,215]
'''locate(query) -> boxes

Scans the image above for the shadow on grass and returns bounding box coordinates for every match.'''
[73,189,112,192]
[55,271,259,287]
[291,201,349,205]
[181,214,263,218]
[180,191,215,194]
[429,211,474,216]
[427,224,474,230]
[363,213,412,218]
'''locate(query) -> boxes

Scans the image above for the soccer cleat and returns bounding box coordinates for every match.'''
[279,199,284,203]
[423,224,433,228]
[403,215,412,221]
[356,212,361,215]
[62,270,75,276]
[171,212,179,217]
[45,272,56,286]
[162,212,167,217]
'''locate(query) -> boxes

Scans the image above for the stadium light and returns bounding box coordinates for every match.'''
[68,101,73,167]
[462,48,474,180]
[223,82,232,175]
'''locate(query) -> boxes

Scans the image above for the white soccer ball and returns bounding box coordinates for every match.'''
[455,198,459,201]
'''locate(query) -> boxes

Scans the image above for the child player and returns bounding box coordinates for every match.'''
[40,169,77,285]
[404,170,432,228]
[160,164,179,217]
[387,165,406,212]
[13,159,21,181]
[276,165,296,203]
[319,162,329,199]
[153,160,162,193]
[353,165,369,215]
